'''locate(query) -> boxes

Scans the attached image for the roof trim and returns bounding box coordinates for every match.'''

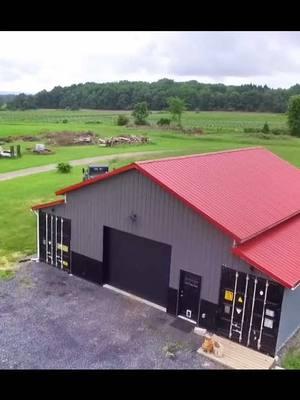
[136,147,262,165]
[55,163,136,195]
[31,199,65,211]
[232,246,294,289]
[239,210,300,243]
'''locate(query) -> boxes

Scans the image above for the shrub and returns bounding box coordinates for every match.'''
[243,127,260,133]
[62,119,68,124]
[56,162,72,173]
[117,115,129,126]
[288,95,300,137]
[271,128,289,135]
[262,122,270,133]
[157,118,171,126]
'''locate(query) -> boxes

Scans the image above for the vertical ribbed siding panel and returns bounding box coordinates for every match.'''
[47,169,272,304]
[276,286,300,352]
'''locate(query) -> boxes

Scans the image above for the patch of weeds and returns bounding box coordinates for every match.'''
[163,341,185,358]
[282,348,300,369]
[0,269,15,280]
[0,251,26,280]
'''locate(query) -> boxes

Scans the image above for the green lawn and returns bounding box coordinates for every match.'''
[282,348,300,369]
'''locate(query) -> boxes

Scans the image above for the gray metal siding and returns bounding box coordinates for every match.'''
[43,169,270,304]
[276,286,300,352]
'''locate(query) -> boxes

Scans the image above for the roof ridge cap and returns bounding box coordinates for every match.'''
[135,147,264,165]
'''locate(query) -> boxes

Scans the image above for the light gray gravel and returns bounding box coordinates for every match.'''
[0,261,223,369]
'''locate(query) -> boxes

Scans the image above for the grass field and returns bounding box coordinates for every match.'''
[0,109,298,172]
[0,109,299,279]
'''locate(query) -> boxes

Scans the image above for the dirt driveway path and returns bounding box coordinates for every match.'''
[0,150,165,182]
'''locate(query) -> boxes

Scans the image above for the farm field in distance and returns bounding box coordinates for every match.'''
[0,109,300,279]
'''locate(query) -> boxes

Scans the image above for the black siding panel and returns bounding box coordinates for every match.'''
[199,300,218,330]
[167,287,178,315]
[72,251,103,284]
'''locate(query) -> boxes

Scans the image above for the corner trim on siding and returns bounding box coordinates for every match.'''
[276,326,300,353]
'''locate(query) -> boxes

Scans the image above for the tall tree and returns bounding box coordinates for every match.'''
[287,95,300,137]
[167,96,186,126]
[132,101,149,125]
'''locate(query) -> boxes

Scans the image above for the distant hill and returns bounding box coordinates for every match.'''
[0,91,19,95]
[6,79,300,113]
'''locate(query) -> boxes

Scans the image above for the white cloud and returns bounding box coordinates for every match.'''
[0,31,300,93]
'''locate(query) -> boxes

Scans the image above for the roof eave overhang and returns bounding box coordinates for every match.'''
[31,199,65,211]
[232,246,293,289]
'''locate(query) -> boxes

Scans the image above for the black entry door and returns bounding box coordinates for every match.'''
[39,211,71,273]
[103,227,172,307]
[217,266,284,356]
[178,271,201,322]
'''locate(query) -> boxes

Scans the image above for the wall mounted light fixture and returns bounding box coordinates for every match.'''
[129,212,137,222]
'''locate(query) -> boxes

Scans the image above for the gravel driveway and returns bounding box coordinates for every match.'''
[0,150,164,182]
[0,261,222,369]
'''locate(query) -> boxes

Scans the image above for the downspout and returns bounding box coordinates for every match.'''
[31,210,40,262]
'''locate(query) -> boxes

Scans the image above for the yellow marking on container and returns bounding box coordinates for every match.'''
[225,290,234,301]
[57,243,68,252]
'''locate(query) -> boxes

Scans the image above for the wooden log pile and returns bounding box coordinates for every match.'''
[98,135,150,147]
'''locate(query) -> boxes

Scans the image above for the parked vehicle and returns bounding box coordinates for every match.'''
[0,147,12,158]
[82,165,109,181]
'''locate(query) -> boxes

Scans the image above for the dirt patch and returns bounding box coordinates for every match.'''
[43,131,97,146]
[182,127,205,135]
[9,131,151,148]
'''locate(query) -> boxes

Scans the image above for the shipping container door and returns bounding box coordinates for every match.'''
[217,266,283,356]
[39,212,71,273]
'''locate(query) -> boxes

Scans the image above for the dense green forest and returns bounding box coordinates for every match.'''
[5,79,300,112]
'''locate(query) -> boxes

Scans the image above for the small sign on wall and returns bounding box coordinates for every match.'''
[224,290,234,301]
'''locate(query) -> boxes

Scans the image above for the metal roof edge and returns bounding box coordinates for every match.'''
[136,147,263,165]
[232,246,293,289]
[239,211,300,244]
[31,199,65,211]
[55,163,137,195]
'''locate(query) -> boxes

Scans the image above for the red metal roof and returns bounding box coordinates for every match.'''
[55,147,300,243]
[233,215,300,288]
[31,199,65,211]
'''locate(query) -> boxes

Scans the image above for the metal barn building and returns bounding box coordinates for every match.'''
[31,147,300,357]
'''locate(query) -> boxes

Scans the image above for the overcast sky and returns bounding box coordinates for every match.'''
[1,31,300,94]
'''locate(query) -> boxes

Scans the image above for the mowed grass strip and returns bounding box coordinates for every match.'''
[1,131,300,173]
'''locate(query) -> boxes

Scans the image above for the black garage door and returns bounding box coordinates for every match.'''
[103,227,172,307]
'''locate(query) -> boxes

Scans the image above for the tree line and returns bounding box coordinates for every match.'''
[5,79,300,112]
